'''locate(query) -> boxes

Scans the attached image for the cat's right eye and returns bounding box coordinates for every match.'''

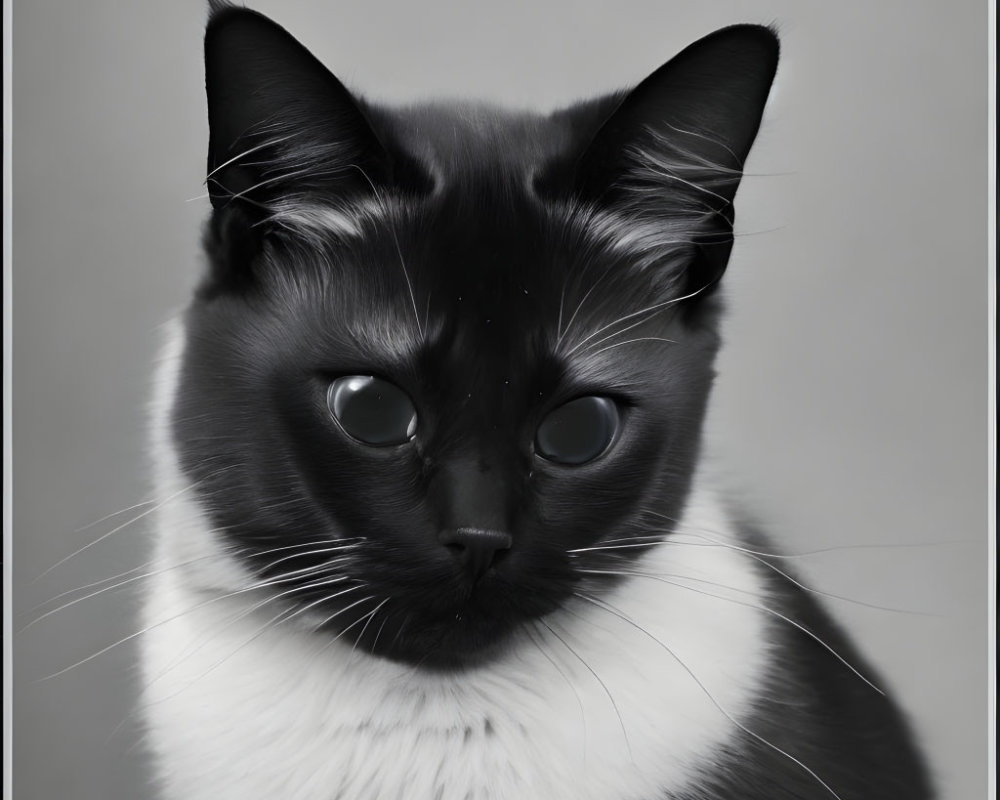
[535,396,619,465]
[327,376,417,446]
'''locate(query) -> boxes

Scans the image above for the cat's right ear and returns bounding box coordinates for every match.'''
[538,26,779,300]
[204,6,388,217]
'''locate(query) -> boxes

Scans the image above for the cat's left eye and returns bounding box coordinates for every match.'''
[535,396,619,465]
[327,376,417,446]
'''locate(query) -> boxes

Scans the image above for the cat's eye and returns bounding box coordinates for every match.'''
[535,396,619,465]
[327,376,417,446]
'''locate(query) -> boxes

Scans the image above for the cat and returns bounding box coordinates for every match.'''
[139,4,934,799]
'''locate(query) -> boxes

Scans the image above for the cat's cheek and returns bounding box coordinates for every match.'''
[531,417,667,522]
[150,321,260,596]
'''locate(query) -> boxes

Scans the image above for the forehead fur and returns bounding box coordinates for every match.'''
[253,102,706,351]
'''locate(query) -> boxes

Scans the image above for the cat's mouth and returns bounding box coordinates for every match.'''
[376,612,521,671]
[306,559,568,670]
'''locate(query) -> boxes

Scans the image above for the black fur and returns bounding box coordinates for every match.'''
[172,6,932,797]
[666,526,932,799]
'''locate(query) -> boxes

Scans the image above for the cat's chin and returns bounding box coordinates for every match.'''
[332,607,529,672]
[379,637,514,673]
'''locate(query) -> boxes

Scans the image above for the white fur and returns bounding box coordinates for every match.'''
[267,198,391,244]
[551,202,701,277]
[141,322,771,800]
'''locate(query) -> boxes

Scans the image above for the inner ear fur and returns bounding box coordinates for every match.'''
[545,25,779,297]
[204,6,391,212]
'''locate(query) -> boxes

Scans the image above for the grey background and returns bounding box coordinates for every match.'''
[10,0,988,798]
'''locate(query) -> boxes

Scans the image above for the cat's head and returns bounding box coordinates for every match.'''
[171,6,778,669]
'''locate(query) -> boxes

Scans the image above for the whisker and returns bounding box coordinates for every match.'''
[251,542,363,575]
[626,145,732,204]
[28,556,162,611]
[387,612,412,654]
[737,549,930,616]
[308,595,393,673]
[558,276,606,347]
[573,591,844,800]
[578,568,884,694]
[21,555,213,632]
[36,463,244,582]
[38,561,360,683]
[575,532,929,615]
[640,509,968,557]
[204,134,298,181]
[310,591,379,631]
[143,579,364,693]
[635,525,934,615]
[208,178,274,213]
[232,537,363,559]
[351,597,391,655]
[34,483,198,581]
[565,281,710,356]
[148,602,304,707]
[588,337,677,357]
[536,617,633,761]
[36,584,267,682]
[556,285,566,341]
[579,300,675,352]
[28,536,347,624]
[367,607,392,656]
[526,623,589,749]
[573,533,665,548]
[658,123,744,170]
[226,167,323,202]
[345,180,423,340]
[73,499,156,534]
[568,539,663,555]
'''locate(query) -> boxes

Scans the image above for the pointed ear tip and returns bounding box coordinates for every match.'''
[748,24,780,59]
[685,24,779,87]
[205,3,278,43]
[705,24,779,54]
[206,0,247,26]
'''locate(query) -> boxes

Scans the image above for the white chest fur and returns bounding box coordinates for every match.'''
[140,325,770,800]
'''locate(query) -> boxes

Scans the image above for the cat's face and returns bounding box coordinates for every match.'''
[172,7,777,668]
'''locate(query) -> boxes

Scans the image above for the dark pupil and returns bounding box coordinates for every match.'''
[536,396,619,465]
[328,376,417,445]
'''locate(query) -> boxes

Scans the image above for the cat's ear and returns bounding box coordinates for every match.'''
[204,6,388,214]
[549,25,779,296]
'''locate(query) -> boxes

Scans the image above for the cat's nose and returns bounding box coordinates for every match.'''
[438,527,512,581]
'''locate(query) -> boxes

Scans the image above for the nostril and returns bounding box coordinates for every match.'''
[438,528,512,579]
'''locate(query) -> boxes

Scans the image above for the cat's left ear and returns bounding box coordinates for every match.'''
[204,6,390,215]
[548,25,779,296]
